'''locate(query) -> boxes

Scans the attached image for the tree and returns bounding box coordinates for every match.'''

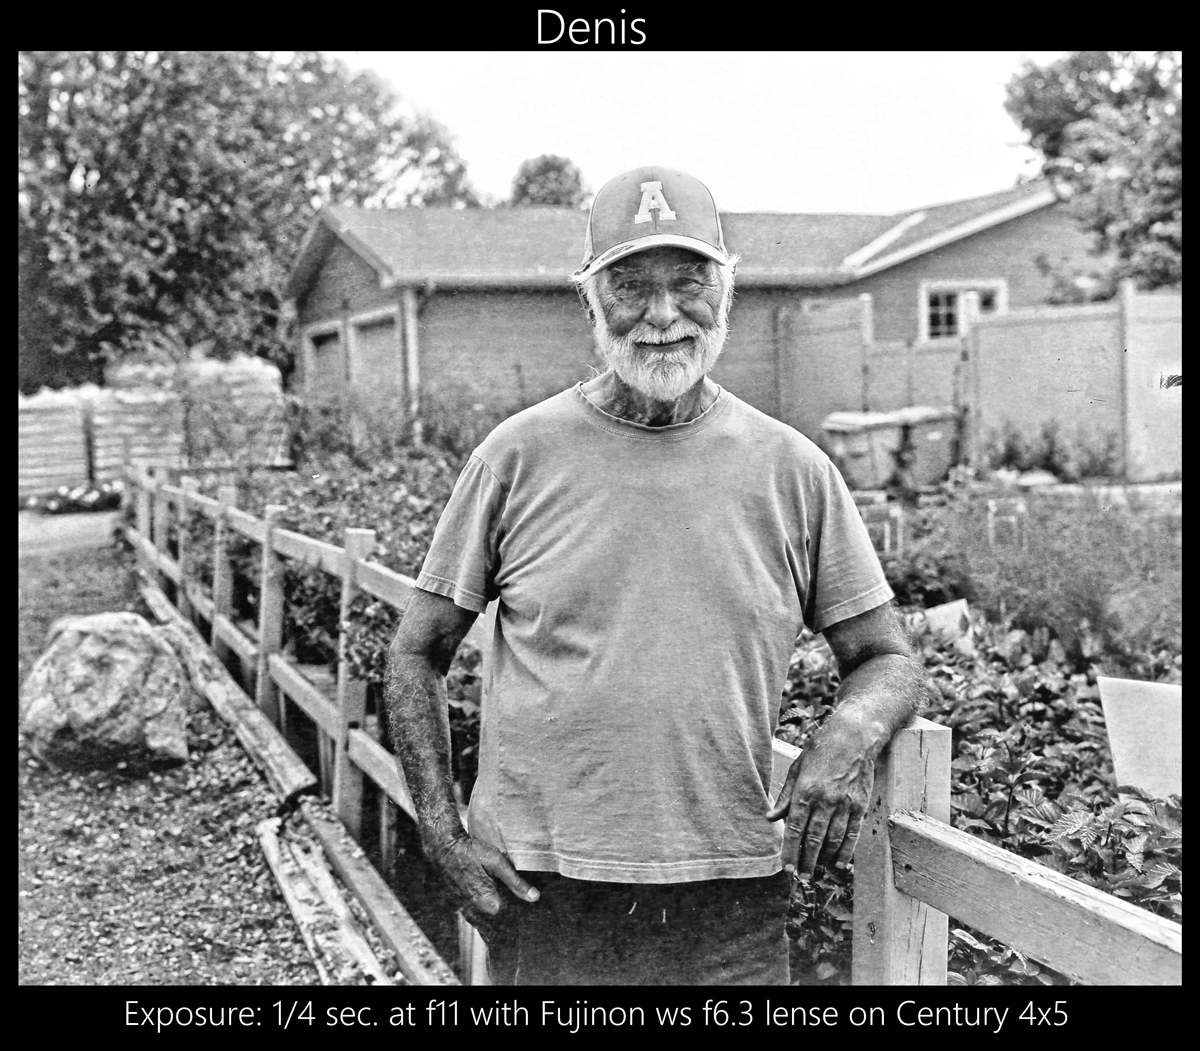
[1005,52,1181,290]
[18,51,479,392]
[509,154,587,208]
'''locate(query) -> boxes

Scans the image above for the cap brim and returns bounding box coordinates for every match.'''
[575,234,729,279]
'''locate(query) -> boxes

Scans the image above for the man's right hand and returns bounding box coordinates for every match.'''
[423,827,540,925]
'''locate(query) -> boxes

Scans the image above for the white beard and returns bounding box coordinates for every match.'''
[591,293,731,404]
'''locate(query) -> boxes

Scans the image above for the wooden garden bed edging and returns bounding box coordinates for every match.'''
[297,798,458,986]
[257,815,394,985]
[139,575,317,805]
[137,571,458,986]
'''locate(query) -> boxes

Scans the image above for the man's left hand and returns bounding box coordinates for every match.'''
[766,716,875,879]
[769,604,927,878]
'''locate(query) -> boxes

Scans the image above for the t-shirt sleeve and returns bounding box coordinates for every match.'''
[804,457,895,634]
[415,454,505,613]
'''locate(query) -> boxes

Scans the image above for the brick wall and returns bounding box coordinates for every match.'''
[809,204,1104,343]
[417,290,598,409]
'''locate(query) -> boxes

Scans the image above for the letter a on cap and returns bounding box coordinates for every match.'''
[633,181,677,224]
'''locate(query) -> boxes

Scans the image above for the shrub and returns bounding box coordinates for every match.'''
[23,480,124,515]
[419,393,533,463]
[287,387,540,472]
[288,388,412,471]
[882,488,1181,670]
[982,420,1120,481]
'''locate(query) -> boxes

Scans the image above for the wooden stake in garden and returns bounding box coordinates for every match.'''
[333,528,375,839]
[211,484,238,667]
[256,504,287,728]
[152,466,171,594]
[177,476,199,625]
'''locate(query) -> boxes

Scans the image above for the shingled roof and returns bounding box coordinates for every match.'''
[285,180,1058,300]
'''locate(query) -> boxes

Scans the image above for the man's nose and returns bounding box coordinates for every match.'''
[642,288,682,329]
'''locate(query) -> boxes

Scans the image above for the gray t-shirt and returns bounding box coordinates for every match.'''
[416,383,893,883]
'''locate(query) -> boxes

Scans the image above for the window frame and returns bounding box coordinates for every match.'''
[300,319,346,395]
[918,279,1008,341]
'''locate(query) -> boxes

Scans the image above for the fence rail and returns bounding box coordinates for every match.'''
[122,462,1182,986]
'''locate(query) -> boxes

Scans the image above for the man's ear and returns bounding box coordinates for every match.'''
[575,272,604,328]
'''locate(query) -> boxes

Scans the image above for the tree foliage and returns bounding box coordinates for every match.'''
[1005,51,1182,289]
[509,154,587,208]
[18,51,479,392]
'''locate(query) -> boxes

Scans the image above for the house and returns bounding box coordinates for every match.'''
[285,180,1104,439]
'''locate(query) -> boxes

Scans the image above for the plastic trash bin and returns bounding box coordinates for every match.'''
[821,406,957,490]
[821,411,904,490]
[892,406,958,488]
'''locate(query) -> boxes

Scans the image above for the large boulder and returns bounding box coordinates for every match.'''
[20,612,194,769]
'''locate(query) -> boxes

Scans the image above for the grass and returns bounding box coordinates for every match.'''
[18,544,147,688]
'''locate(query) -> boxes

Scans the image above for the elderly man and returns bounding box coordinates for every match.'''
[386,166,928,985]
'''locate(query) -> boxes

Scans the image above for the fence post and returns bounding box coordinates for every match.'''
[86,397,101,485]
[333,527,376,835]
[212,484,238,667]
[852,717,952,985]
[152,466,171,594]
[177,476,199,625]
[134,464,152,578]
[402,287,423,445]
[255,504,288,727]
[858,293,874,412]
[1117,278,1136,480]
[960,292,982,467]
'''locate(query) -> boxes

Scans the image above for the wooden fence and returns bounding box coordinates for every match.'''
[966,282,1182,483]
[19,399,90,500]
[122,463,1182,986]
[19,380,290,501]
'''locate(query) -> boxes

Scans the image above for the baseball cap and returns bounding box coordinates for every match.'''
[575,166,729,279]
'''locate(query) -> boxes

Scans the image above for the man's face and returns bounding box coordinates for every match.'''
[590,247,731,403]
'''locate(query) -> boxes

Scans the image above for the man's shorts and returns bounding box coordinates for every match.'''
[473,871,791,985]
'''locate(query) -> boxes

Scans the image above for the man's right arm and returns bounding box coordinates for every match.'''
[384,587,539,919]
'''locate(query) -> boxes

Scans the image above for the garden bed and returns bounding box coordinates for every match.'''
[160,452,1180,985]
[32,441,1184,985]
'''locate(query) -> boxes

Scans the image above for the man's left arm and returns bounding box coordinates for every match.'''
[766,601,929,879]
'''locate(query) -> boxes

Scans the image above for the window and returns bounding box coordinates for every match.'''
[302,322,345,395]
[312,331,343,392]
[927,290,958,338]
[920,281,1006,340]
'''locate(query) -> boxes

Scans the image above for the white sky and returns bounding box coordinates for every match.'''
[327,51,1067,215]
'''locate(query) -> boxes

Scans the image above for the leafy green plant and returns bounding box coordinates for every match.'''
[175,445,484,785]
[778,597,1181,986]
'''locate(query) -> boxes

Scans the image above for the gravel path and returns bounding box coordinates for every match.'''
[18,510,122,556]
[18,715,320,985]
[18,539,321,985]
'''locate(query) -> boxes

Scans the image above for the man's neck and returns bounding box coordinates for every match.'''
[581,371,717,427]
